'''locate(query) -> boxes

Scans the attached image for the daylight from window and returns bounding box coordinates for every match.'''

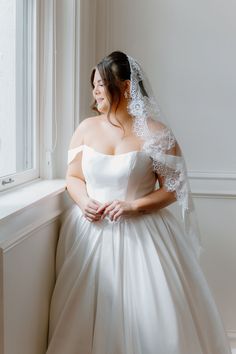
[0,0,16,177]
[0,0,36,187]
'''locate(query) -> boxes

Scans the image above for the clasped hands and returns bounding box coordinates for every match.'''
[82,197,139,222]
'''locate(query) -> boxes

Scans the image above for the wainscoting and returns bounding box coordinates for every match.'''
[190,172,236,349]
[0,180,67,354]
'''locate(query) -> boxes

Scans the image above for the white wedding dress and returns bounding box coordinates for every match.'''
[46,144,232,354]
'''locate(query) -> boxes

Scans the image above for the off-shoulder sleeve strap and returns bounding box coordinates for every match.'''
[67,145,84,164]
[143,127,204,259]
[142,126,190,209]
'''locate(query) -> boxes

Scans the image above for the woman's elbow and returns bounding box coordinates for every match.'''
[161,188,177,207]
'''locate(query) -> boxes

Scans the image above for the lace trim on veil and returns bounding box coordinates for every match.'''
[133,119,204,259]
[132,117,192,215]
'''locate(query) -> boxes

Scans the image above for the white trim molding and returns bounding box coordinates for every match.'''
[189,170,236,198]
[227,330,236,350]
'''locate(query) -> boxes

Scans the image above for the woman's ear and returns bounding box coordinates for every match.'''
[125,80,131,92]
[123,80,131,97]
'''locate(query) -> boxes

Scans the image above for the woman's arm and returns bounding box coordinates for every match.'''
[66,119,103,222]
[66,171,89,209]
[132,173,177,214]
[66,153,103,223]
[66,121,89,207]
[132,187,176,215]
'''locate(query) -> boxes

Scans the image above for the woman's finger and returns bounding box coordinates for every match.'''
[96,201,111,214]
[85,210,101,219]
[109,206,120,220]
[87,206,102,216]
[101,203,117,218]
[113,210,122,221]
[96,205,106,214]
[85,215,100,222]
[84,215,94,222]
[89,201,101,211]
[111,207,124,221]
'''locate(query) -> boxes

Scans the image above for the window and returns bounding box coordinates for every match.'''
[0,0,39,191]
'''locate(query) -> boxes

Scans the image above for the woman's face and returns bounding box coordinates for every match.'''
[92,68,111,114]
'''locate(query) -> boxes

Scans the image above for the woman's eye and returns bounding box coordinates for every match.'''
[93,82,105,89]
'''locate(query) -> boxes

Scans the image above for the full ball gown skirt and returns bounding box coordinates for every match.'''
[46,145,232,354]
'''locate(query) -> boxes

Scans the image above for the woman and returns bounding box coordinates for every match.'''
[46,51,231,354]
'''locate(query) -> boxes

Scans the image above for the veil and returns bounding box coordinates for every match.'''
[127,55,204,260]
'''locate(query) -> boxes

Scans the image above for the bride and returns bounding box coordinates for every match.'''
[46,51,232,354]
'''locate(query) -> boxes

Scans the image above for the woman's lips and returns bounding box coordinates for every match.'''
[96,98,104,104]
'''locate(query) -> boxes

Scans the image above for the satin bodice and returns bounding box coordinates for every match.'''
[68,145,157,203]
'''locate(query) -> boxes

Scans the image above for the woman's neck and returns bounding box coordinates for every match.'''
[108,107,133,129]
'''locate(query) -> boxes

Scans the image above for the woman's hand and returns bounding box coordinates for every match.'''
[96,199,139,221]
[80,197,104,222]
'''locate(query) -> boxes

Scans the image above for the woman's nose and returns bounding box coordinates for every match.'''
[93,85,100,95]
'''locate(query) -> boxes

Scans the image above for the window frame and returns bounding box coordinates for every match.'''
[0,0,40,192]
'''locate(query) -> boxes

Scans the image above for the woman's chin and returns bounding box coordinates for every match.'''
[97,105,109,114]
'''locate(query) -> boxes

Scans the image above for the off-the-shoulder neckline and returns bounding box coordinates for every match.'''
[69,144,146,157]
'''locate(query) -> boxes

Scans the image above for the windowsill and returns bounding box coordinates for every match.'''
[0,178,66,222]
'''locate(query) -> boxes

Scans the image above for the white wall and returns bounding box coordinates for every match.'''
[95,0,236,343]
[97,0,236,172]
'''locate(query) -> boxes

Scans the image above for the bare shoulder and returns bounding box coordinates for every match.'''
[69,115,102,149]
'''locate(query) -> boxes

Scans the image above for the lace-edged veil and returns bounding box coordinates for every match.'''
[127,55,204,260]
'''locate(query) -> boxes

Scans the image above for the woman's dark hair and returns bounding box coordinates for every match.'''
[90,50,148,131]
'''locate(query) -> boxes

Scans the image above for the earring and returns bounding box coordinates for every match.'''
[124,91,129,99]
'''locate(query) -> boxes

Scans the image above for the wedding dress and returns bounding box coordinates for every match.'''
[45,143,232,354]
